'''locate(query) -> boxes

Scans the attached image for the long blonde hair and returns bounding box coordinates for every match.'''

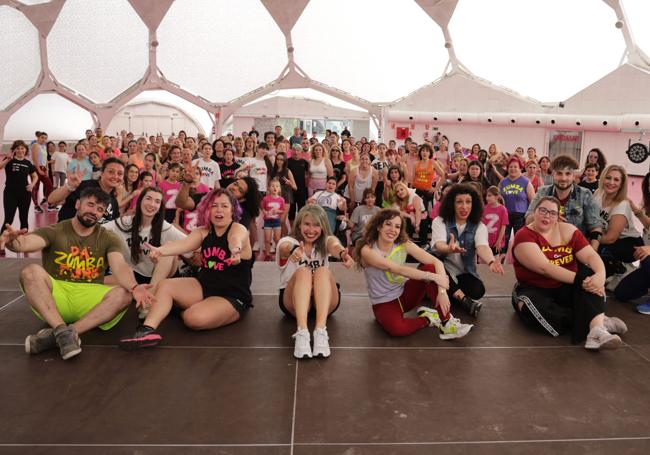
[596,164,628,205]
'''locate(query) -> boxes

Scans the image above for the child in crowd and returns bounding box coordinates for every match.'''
[51,142,70,188]
[482,186,509,262]
[578,163,599,194]
[159,162,182,224]
[261,179,285,260]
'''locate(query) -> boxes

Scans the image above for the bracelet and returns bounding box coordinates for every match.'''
[488,260,495,266]
[339,249,347,260]
[130,283,139,292]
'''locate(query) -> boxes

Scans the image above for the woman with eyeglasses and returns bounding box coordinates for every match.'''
[512,196,627,351]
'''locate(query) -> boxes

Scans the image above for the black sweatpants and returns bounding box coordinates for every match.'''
[512,275,604,344]
[2,188,31,233]
[289,189,307,220]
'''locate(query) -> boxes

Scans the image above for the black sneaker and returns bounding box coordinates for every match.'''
[119,325,162,350]
[460,296,483,318]
[53,324,82,360]
[25,328,57,354]
[40,198,47,205]
[34,206,44,214]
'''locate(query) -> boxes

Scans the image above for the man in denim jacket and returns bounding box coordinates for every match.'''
[525,155,603,250]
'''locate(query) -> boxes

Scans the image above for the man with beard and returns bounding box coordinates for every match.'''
[1,186,154,360]
[49,157,124,224]
[525,155,602,249]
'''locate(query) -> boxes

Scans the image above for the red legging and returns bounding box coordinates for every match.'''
[371,264,451,337]
[32,169,53,205]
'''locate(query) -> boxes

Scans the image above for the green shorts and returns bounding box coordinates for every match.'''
[29,277,127,331]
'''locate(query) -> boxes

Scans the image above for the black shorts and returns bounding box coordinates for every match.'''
[278,282,341,318]
[200,283,253,320]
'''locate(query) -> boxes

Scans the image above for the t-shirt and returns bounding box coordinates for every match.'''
[182,184,210,232]
[219,162,240,187]
[499,175,530,214]
[312,190,343,211]
[33,219,122,283]
[261,195,285,221]
[350,205,380,241]
[159,180,182,210]
[51,151,71,173]
[68,158,93,181]
[58,180,119,224]
[578,180,599,194]
[192,158,221,189]
[594,195,641,239]
[513,226,590,288]
[103,216,190,277]
[430,216,489,279]
[4,158,35,190]
[277,236,329,289]
[287,158,309,194]
[482,204,509,248]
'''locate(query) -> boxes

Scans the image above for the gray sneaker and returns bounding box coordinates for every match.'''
[585,326,621,351]
[603,316,628,335]
[53,324,82,360]
[25,328,56,354]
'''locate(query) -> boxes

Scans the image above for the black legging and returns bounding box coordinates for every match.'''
[288,189,307,220]
[2,189,31,232]
[504,212,526,250]
[447,271,485,303]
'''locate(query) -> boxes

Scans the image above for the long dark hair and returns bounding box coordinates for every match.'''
[240,176,261,218]
[438,183,483,225]
[123,164,140,192]
[271,151,289,180]
[116,186,166,264]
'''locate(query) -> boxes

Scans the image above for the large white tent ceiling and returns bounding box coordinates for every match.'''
[1,0,650,141]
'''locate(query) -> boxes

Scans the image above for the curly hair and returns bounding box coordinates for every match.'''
[354,209,408,267]
[437,183,483,225]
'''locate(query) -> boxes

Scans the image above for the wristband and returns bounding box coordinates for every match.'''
[130,283,139,292]
[588,231,602,241]
[488,260,495,266]
[339,249,348,260]
[289,244,300,255]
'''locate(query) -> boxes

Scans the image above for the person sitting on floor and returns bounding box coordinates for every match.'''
[0,186,154,360]
[119,188,253,349]
[430,184,504,318]
[103,187,192,318]
[276,205,354,359]
[356,208,473,340]
[511,196,627,350]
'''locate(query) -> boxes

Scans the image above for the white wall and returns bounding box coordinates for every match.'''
[107,103,204,138]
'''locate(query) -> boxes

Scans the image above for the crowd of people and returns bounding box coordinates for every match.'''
[1,124,647,360]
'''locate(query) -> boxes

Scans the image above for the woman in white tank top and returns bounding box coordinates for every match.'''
[307,144,333,196]
[348,152,378,207]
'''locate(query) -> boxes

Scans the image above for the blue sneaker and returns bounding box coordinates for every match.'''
[636,302,650,315]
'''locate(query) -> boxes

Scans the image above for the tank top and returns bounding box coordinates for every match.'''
[353,167,373,203]
[197,223,253,304]
[363,243,407,304]
[34,142,47,167]
[309,158,328,192]
[413,160,435,191]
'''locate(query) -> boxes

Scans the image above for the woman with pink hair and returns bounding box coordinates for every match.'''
[119,188,253,349]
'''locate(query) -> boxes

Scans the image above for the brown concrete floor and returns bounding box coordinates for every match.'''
[1,260,650,454]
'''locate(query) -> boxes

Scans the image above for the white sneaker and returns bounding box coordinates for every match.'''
[603,316,628,335]
[605,263,636,292]
[292,328,312,359]
[585,325,622,350]
[438,317,473,340]
[252,241,260,252]
[416,306,442,329]
[312,327,330,358]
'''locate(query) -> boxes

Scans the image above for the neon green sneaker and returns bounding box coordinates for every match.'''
[417,306,442,329]
[439,317,473,340]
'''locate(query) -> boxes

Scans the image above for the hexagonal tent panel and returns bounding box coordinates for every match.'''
[157,0,287,103]
[47,0,149,103]
[449,0,624,102]
[293,0,448,103]
[5,93,93,140]
[0,6,41,110]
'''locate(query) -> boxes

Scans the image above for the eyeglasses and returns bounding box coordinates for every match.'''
[537,207,559,218]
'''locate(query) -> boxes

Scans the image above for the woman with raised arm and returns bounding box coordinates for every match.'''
[119,188,253,349]
[512,196,627,350]
[356,209,472,339]
[430,184,504,318]
[276,205,354,359]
